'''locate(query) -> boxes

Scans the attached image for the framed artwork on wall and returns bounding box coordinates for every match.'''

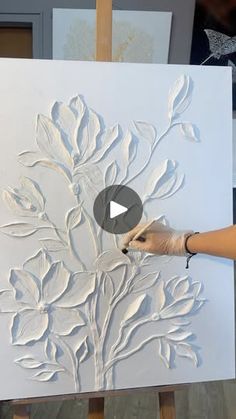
[190,1,236,109]
[0,14,43,59]
[0,58,234,400]
[52,9,172,64]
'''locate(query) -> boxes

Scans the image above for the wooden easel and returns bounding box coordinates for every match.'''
[88,388,177,419]
[10,384,182,419]
[88,390,177,419]
[9,1,179,418]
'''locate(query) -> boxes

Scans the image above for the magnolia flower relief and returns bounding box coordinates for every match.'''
[0,74,205,391]
[1,250,95,345]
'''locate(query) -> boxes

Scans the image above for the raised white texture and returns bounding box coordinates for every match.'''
[0,76,205,390]
[0,60,233,400]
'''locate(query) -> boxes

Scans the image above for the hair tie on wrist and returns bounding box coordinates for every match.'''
[185,232,199,269]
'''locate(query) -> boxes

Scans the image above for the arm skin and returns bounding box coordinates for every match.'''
[187,226,236,260]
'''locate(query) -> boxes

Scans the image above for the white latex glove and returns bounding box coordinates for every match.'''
[122,221,194,256]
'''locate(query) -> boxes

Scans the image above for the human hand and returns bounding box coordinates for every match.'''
[122,221,193,256]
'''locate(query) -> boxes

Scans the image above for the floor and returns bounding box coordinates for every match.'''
[1,380,236,419]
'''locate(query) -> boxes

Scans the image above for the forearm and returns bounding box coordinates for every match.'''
[187,226,236,260]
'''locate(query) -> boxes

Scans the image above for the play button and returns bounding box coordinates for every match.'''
[110,201,127,219]
[93,185,143,234]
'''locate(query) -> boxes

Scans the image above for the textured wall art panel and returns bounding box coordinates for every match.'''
[0,59,234,400]
[52,9,172,63]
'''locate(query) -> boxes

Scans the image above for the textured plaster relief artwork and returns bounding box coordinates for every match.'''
[0,75,203,391]
[52,9,172,64]
[0,60,234,400]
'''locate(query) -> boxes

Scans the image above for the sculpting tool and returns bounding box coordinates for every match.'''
[122,219,156,254]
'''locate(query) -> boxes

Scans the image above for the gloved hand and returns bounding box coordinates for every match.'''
[122,221,194,256]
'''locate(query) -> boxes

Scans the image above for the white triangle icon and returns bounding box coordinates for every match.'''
[110,201,128,219]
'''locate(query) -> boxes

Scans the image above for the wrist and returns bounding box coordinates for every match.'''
[184,232,199,269]
[167,230,194,256]
[186,232,200,254]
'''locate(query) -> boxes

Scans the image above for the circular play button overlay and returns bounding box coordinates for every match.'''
[93,185,143,234]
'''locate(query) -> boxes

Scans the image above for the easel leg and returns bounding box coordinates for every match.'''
[159,391,176,419]
[88,398,104,419]
[13,405,30,419]
[96,0,112,61]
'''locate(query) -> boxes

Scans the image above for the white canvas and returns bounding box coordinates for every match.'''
[0,59,234,401]
[52,9,172,63]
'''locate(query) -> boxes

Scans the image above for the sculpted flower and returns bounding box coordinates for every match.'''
[144,159,184,202]
[157,275,205,320]
[150,275,205,368]
[1,250,96,345]
[18,95,121,196]
[2,177,46,219]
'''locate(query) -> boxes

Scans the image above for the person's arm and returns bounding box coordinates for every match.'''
[122,222,236,260]
[186,226,236,260]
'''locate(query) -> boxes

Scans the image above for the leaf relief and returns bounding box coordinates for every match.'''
[66,205,83,230]
[0,223,38,238]
[168,75,192,121]
[175,342,198,366]
[76,336,90,363]
[104,161,119,186]
[121,294,147,325]
[159,339,171,368]
[39,239,67,252]
[18,152,72,182]
[145,159,184,200]
[31,369,64,382]
[44,339,58,361]
[130,272,160,293]
[15,356,43,369]
[96,249,130,272]
[180,123,199,142]
[133,121,156,146]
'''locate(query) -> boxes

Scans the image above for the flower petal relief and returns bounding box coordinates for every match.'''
[18,95,121,197]
[1,250,96,345]
[0,76,206,390]
[159,275,205,321]
[2,177,46,219]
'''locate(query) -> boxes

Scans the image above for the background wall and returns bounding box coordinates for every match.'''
[0,1,236,418]
[0,0,196,63]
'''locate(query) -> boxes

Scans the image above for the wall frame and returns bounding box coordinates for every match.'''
[0,14,43,58]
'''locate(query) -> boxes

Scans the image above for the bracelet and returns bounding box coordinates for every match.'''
[185,232,199,269]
